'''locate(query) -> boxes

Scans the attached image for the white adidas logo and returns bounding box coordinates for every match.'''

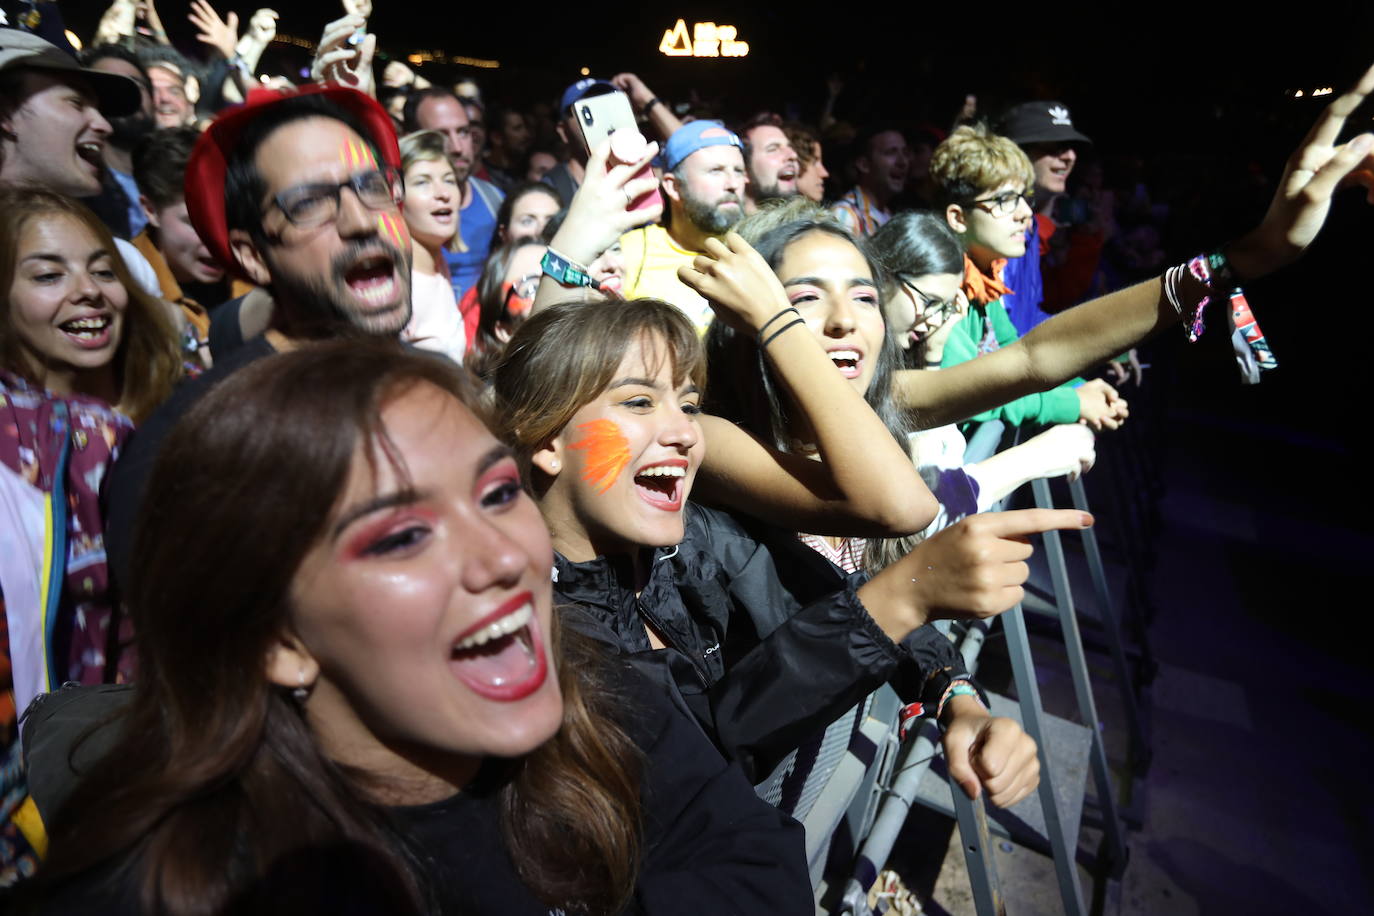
[1048,105,1072,126]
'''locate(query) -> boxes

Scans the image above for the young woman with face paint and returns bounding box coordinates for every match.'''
[25,341,811,915]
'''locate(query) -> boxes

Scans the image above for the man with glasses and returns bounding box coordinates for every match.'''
[929,123,1126,433]
[830,123,910,236]
[105,86,416,586]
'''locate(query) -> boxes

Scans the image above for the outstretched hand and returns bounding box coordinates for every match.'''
[1229,61,1374,279]
[188,0,238,60]
[943,698,1040,807]
[859,509,1093,640]
[679,232,793,334]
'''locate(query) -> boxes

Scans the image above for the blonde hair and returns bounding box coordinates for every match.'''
[929,123,1035,209]
[398,129,465,252]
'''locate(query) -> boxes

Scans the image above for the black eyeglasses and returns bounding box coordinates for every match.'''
[268,167,403,228]
[898,276,960,327]
[965,190,1033,218]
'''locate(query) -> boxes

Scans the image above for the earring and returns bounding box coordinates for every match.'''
[550,458,560,469]
[292,670,310,703]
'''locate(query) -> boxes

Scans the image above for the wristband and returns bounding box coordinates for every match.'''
[757,306,799,340]
[936,679,985,721]
[761,318,805,348]
[541,248,599,290]
[644,96,664,114]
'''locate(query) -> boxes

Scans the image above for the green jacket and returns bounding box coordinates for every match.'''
[941,297,1083,430]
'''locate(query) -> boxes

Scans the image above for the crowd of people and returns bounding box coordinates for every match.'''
[1,2,1371,912]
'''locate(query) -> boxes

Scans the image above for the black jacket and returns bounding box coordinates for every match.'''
[26,662,813,915]
[554,503,971,780]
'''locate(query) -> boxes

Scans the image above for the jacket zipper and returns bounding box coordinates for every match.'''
[634,597,710,690]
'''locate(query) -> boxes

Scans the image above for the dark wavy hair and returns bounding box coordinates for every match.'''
[35,340,644,915]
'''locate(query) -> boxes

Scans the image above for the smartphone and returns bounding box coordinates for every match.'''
[573,91,661,214]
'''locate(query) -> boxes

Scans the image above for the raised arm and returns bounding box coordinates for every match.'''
[680,232,937,536]
[612,73,684,144]
[897,61,1374,428]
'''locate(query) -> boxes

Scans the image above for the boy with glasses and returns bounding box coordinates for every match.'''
[930,124,1126,433]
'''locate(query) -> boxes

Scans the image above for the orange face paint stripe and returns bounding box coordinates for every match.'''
[568,420,632,494]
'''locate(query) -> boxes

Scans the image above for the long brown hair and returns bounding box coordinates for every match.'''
[489,298,707,483]
[0,188,182,421]
[36,341,643,914]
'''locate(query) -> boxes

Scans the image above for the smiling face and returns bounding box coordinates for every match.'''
[231,117,413,337]
[0,70,112,198]
[6,211,127,395]
[402,157,458,251]
[858,130,910,200]
[151,198,225,284]
[745,124,799,201]
[1024,142,1077,195]
[535,334,703,561]
[776,230,886,397]
[283,382,562,795]
[502,188,559,244]
[148,65,193,129]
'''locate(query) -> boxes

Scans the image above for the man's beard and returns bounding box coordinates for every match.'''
[448,154,473,184]
[108,111,155,151]
[266,240,414,338]
[749,177,796,204]
[682,189,742,235]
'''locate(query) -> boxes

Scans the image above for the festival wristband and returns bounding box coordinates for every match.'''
[541,248,599,290]
[937,680,986,721]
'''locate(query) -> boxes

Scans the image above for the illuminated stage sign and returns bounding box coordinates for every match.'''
[659,19,749,57]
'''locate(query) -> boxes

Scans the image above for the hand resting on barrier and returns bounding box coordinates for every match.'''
[943,695,1040,807]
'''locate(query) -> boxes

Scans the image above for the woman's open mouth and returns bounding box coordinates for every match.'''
[828,348,863,379]
[59,314,115,349]
[633,461,686,511]
[450,596,547,701]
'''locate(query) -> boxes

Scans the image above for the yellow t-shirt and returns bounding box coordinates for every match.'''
[619,224,713,332]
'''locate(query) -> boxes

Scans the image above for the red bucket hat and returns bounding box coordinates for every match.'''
[185,84,401,281]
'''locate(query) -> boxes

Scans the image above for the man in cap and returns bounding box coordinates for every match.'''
[618,120,746,330]
[1,30,164,296]
[105,85,415,585]
[0,29,141,198]
[994,100,1093,333]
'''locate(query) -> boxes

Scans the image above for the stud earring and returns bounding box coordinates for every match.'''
[550,458,560,469]
[293,670,310,703]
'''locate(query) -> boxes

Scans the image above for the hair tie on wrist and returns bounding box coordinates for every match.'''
[757,306,799,340]
[761,317,805,348]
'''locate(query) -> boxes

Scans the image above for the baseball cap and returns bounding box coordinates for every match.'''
[184,84,401,281]
[559,77,615,113]
[997,101,1092,147]
[663,120,742,172]
[0,29,141,117]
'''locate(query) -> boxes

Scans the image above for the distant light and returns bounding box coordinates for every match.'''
[65,29,82,50]
[299,67,310,79]
[580,66,590,76]
[1314,87,1333,96]
[260,74,271,83]
[1294,89,1304,98]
